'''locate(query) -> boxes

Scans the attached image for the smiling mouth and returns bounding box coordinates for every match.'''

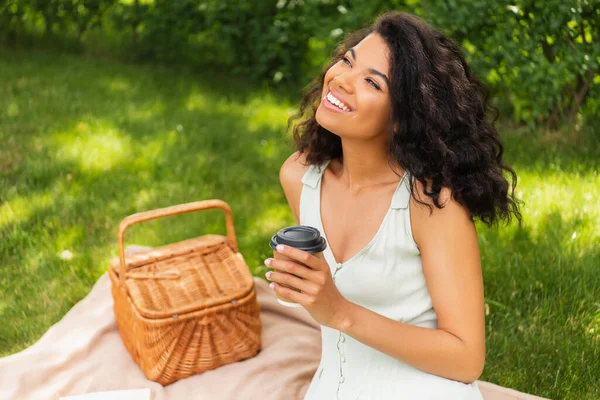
[323,91,353,112]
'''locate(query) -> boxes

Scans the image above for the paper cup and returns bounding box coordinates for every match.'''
[269,226,328,307]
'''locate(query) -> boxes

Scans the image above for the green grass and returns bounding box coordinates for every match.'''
[1,49,599,399]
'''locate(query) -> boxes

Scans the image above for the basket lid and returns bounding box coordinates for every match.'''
[110,235,255,319]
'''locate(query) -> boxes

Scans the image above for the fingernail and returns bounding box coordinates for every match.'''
[266,271,272,280]
[276,244,284,251]
[269,282,275,289]
[265,258,272,266]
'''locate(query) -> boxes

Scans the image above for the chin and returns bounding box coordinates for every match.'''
[315,109,340,136]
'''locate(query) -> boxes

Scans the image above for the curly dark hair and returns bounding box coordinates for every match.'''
[286,10,522,227]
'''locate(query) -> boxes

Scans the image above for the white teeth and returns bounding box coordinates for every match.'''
[327,92,351,112]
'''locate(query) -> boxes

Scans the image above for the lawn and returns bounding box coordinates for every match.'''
[0,49,598,399]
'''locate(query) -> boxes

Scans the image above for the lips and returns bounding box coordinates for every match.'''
[327,86,354,111]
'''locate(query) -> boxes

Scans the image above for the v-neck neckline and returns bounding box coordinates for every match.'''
[316,159,408,267]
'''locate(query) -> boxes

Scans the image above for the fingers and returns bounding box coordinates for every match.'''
[274,245,320,270]
[267,258,320,281]
[267,270,321,296]
[272,282,313,305]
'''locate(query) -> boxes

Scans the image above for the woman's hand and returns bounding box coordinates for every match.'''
[264,244,350,330]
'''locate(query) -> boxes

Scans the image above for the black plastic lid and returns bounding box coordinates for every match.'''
[269,225,327,254]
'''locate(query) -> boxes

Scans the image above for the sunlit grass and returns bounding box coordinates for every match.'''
[512,171,599,244]
[0,49,598,399]
[51,121,132,172]
[1,189,54,228]
[185,91,209,111]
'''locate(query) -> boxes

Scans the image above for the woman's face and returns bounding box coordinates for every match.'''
[316,32,392,141]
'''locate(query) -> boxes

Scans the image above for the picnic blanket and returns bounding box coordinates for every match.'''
[0,245,549,400]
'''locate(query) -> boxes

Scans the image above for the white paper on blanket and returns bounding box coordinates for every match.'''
[59,388,153,400]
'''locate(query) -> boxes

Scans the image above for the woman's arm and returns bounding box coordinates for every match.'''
[336,185,486,384]
[279,151,310,225]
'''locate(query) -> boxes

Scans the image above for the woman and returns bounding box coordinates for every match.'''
[264,10,521,400]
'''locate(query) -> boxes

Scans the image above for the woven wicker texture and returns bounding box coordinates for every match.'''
[109,200,262,385]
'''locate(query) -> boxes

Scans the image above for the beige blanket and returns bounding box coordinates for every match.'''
[0,245,548,400]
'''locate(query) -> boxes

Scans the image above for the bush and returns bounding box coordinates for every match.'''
[1,0,597,131]
[421,0,599,130]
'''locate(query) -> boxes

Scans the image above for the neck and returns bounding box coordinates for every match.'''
[332,138,404,192]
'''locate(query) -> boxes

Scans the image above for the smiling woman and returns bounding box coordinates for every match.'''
[278,10,523,400]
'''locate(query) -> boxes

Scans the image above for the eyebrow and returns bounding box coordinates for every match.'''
[348,47,390,87]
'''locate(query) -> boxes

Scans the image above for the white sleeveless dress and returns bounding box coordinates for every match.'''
[300,159,485,400]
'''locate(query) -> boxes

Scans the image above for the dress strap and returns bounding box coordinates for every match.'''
[301,158,411,209]
[390,172,412,210]
[301,159,332,189]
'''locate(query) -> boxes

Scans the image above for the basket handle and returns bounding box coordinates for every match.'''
[117,199,238,293]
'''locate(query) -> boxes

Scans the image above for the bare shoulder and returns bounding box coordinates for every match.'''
[409,178,474,245]
[279,151,310,184]
[279,151,311,225]
[409,178,454,213]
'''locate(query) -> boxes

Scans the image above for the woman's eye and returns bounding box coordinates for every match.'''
[341,56,380,90]
[366,79,380,90]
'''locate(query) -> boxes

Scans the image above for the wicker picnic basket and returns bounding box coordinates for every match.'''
[108,199,262,386]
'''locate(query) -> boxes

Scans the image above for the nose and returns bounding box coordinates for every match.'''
[332,71,355,95]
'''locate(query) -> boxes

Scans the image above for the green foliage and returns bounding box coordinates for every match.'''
[0,0,117,39]
[131,0,204,63]
[199,0,310,83]
[422,0,599,129]
[0,0,598,137]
